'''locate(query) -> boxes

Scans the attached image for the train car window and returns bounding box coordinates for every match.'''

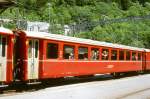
[119,50,124,60]
[47,43,58,59]
[91,48,99,60]
[132,52,137,60]
[126,51,130,60]
[138,53,141,60]
[102,49,109,60]
[28,40,32,58]
[111,50,117,60]
[35,41,38,58]
[2,37,6,57]
[78,47,88,60]
[63,45,74,59]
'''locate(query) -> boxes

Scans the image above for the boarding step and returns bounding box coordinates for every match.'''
[27,80,41,85]
[0,82,8,88]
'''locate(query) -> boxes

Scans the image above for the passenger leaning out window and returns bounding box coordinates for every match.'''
[69,52,74,59]
[91,49,99,60]
[102,49,109,60]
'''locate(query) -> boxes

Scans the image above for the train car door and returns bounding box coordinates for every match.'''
[28,39,39,80]
[0,35,7,81]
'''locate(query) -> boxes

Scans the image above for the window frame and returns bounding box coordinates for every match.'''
[101,48,109,60]
[138,52,142,61]
[126,50,131,61]
[132,51,137,61]
[111,49,118,61]
[78,45,89,60]
[63,44,75,60]
[119,50,125,61]
[90,47,100,61]
[46,41,59,59]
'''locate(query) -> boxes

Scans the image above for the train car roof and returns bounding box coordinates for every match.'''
[23,30,147,52]
[144,49,150,52]
[0,27,13,34]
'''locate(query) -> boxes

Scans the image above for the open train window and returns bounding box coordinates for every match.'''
[78,47,88,60]
[2,37,6,57]
[138,52,141,60]
[111,50,117,60]
[119,50,124,60]
[102,49,109,60]
[126,51,130,60]
[91,48,99,60]
[47,43,58,59]
[63,45,74,59]
[132,52,137,61]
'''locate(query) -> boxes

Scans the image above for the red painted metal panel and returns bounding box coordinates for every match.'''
[6,35,14,83]
[39,40,44,79]
[146,52,150,70]
[39,60,142,79]
[0,32,13,36]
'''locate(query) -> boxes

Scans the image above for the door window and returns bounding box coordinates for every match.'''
[2,37,6,57]
[0,36,6,57]
[35,41,38,58]
[28,40,32,58]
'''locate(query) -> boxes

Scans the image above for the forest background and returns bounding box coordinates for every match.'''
[1,0,150,48]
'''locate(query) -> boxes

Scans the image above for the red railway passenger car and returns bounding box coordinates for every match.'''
[0,27,14,85]
[14,30,150,83]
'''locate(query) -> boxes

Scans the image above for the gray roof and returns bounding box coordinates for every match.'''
[0,27,13,34]
[23,30,149,52]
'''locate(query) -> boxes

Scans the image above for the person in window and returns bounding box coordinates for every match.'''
[91,50,95,60]
[132,54,137,60]
[69,52,74,59]
[91,50,98,60]
[102,50,108,60]
[96,51,99,60]
[84,53,88,60]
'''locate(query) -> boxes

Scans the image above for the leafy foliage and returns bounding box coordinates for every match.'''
[1,0,150,48]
